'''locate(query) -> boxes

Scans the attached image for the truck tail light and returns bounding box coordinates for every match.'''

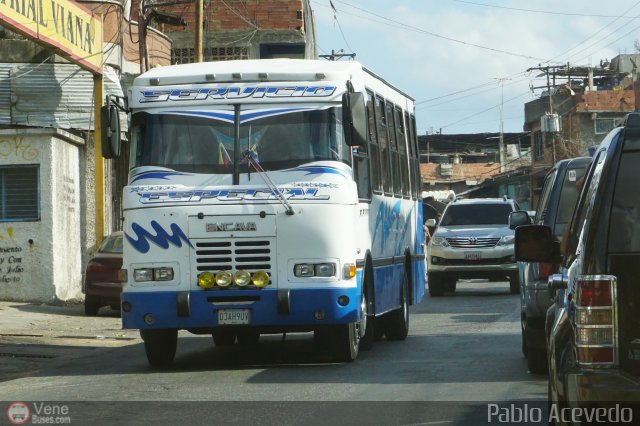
[575,275,617,366]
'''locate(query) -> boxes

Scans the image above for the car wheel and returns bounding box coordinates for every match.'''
[84,297,101,316]
[236,329,260,346]
[385,267,410,341]
[141,329,177,369]
[527,346,547,374]
[212,329,236,346]
[509,275,520,294]
[444,277,457,293]
[428,273,445,297]
[521,312,527,357]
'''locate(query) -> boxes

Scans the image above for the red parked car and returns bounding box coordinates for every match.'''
[82,231,124,316]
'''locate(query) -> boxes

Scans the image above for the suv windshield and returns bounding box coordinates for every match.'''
[440,203,513,226]
[130,106,350,174]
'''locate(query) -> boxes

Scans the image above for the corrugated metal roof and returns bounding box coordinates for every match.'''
[0,63,126,131]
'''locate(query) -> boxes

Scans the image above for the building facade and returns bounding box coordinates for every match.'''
[0,2,172,302]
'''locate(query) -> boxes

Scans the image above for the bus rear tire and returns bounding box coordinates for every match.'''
[141,329,177,369]
[385,267,410,341]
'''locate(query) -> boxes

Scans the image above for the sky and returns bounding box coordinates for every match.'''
[311,0,640,135]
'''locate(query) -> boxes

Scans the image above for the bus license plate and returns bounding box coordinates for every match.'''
[465,252,482,260]
[217,309,250,325]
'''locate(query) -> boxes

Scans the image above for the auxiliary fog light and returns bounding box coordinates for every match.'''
[234,270,251,287]
[122,301,132,313]
[337,295,350,306]
[252,271,270,288]
[314,310,325,320]
[216,271,233,287]
[198,272,215,289]
[144,313,155,325]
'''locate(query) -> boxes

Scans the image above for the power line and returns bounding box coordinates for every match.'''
[450,0,640,19]
[314,0,547,61]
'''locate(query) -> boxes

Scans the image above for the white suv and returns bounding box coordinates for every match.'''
[427,197,519,296]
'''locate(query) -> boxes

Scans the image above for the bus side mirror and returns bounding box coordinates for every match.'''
[342,92,367,147]
[100,104,121,159]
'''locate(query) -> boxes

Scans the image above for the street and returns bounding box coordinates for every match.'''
[0,280,547,425]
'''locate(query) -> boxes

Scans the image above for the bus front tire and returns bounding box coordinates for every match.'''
[330,322,359,362]
[359,288,375,351]
[141,329,177,369]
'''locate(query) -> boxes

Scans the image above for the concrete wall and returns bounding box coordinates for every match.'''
[0,129,85,303]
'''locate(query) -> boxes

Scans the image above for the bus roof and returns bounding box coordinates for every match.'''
[133,59,414,103]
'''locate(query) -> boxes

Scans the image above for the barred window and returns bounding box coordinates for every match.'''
[0,166,39,221]
[172,46,249,64]
[594,117,622,135]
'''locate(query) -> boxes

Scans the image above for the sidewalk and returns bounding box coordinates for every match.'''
[0,301,141,382]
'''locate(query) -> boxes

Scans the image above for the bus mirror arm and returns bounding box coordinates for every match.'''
[243,150,295,215]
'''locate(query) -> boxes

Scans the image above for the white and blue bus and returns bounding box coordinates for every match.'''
[102,59,425,367]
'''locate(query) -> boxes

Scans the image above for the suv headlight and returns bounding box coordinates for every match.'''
[431,236,450,247]
[497,235,515,246]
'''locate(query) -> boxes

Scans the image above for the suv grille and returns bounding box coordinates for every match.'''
[446,237,500,248]
[194,239,273,274]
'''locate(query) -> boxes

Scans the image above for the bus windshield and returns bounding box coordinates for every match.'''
[130,106,350,174]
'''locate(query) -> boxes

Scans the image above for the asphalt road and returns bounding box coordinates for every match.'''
[0,280,547,425]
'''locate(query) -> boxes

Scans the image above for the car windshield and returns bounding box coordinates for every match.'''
[130,106,350,174]
[440,203,513,226]
[99,234,123,254]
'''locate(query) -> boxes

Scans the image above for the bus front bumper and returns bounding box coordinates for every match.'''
[121,287,361,330]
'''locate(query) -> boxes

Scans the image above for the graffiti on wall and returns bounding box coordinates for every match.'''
[0,137,40,161]
[0,228,23,283]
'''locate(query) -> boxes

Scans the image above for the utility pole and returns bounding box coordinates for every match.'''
[319,49,356,61]
[195,0,203,62]
[138,0,148,73]
[494,77,510,173]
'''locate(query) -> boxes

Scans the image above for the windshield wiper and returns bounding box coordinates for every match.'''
[243,150,295,216]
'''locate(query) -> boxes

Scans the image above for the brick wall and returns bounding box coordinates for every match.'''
[420,163,502,183]
[574,88,635,112]
[131,0,304,33]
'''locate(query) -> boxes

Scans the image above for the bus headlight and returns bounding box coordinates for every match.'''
[154,267,174,281]
[134,268,153,282]
[134,267,174,282]
[294,263,336,278]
